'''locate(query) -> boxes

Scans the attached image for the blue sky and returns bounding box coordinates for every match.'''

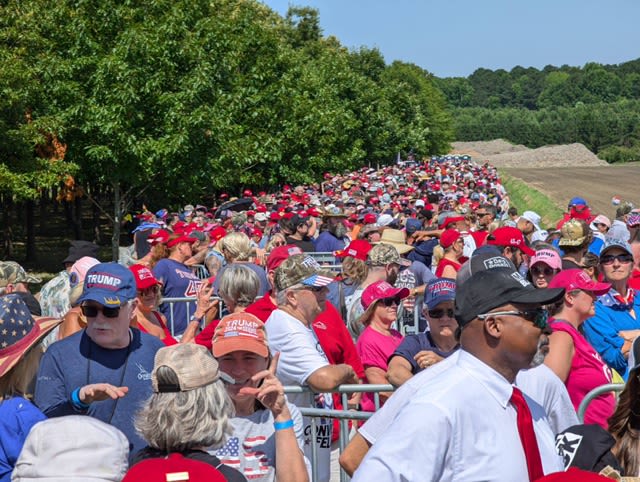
[260,0,640,78]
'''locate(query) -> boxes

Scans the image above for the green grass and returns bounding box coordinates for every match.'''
[500,171,564,229]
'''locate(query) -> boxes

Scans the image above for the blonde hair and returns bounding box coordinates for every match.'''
[219,232,253,262]
[0,344,44,400]
[219,264,260,308]
[342,257,368,285]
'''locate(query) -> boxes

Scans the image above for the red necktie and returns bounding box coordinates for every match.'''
[510,387,544,481]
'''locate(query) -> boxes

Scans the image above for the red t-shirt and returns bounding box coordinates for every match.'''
[629,270,640,291]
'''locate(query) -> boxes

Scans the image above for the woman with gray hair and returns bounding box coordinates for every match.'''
[195,264,260,350]
[213,232,270,297]
[130,343,246,481]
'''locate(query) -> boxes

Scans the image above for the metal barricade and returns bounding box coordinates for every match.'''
[307,252,342,271]
[577,383,624,423]
[191,264,210,280]
[159,296,226,335]
[284,383,395,482]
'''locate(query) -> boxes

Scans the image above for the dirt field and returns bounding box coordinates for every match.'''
[503,163,640,217]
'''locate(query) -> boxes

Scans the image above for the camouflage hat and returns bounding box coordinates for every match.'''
[274,254,335,292]
[0,261,42,288]
[152,343,225,393]
[559,219,587,247]
[367,244,411,267]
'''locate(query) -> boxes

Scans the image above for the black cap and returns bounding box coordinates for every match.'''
[454,268,564,326]
[456,248,514,285]
[291,214,309,229]
[62,240,100,265]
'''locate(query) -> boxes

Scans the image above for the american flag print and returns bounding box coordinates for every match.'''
[217,436,273,480]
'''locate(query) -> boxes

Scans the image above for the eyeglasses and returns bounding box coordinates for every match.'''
[81,304,121,318]
[477,309,549,329]
[380,297,400,307]
[428,308,455,319]
[531,266,555,277]
[138,285,160,296]
[475,212,488,217]
[600,254,633,265]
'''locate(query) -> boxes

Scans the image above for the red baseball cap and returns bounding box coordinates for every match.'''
[334,239,372,261]
[147,229,170,246]
[363,213,377,224]
[548,268,610,296]
[211,312,269,358]
[266,245,303,272]
[487,227,535,256]
[440,216,465,229]
[129,264,160,290]
[243,189,253,197]
[440,229,461,249]
[167,235,197,249]
[122,453,226,482]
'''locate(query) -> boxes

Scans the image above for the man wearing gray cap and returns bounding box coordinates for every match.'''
[266,254,359,482]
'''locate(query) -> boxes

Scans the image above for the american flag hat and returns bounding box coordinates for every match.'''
[274,254,336,291]
[0,294,61,378]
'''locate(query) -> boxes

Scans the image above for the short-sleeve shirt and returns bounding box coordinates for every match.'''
[390,332,458,373]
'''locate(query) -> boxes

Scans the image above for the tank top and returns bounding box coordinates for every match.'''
[550,319,614,429]
[435,257,461,277]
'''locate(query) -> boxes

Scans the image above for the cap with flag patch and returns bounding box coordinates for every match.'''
[274,254,335,291]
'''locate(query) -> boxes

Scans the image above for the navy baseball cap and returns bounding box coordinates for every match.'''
[424,277,456,310]
[77,262,137,307]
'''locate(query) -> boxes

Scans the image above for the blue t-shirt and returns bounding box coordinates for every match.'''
[34,329,164,457]
[153,258,203,334]
[314,231,346,253]
[0,396,46,482]
[389,332,459,373]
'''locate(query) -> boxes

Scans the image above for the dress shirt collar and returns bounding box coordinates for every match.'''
[458,350,514,409]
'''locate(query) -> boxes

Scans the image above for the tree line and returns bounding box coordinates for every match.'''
[0,0,452,260]
[435,60,640,162]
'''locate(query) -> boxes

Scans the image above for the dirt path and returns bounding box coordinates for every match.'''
[503,164,640,218]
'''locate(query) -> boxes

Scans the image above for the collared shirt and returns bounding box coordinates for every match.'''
[353,350,564,482]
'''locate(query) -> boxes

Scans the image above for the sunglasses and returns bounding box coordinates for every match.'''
[600,254,633,265]
[380,297,400,307]
[477,309,549,329]
[475,212,488,217]
[81,304,121,318]
[428,308,455,319]
[531,266,555,277]
[138,285,160,296]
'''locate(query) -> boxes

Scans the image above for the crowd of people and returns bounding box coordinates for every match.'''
[1,154,640,481]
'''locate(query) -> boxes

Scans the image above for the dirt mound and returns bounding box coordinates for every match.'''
[450,140,608,168]
[451,139,529,156]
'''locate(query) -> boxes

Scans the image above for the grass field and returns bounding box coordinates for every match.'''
[499,171,564,228]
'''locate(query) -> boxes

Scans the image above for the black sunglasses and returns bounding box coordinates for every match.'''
[81,305,121,318]
[429,308,455,319]
[600,254,633,265]
[531,266,555,277]
[380,297,400,307]
[477,308,549,329]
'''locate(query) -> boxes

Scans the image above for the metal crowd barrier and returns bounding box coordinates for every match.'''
[284,384,395,482]
[160,296,226,335]
[577,383,624,423]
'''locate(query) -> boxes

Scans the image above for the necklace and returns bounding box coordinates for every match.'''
[85,329,133,424]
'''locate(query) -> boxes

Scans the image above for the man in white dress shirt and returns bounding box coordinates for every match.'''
[352,268,566,481]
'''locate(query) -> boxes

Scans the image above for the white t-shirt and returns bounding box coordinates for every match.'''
[265,309,334,482]
[354,351,565,481]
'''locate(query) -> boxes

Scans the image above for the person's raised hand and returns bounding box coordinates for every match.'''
[79,383,129,404]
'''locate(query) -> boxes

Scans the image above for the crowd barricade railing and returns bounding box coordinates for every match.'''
[191,264,210,280]
[159,296,226,335]
[284,383,395,482]
[577,383,624,423]
[306,252,343,271]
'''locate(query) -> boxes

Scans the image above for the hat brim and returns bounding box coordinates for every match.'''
[76,292,130,307]
[212,338,269,358]
[509,287,565,307]
[0,317,62,378]
[300,271,335,287]
[371,241,415,255]
[600,243,632,257]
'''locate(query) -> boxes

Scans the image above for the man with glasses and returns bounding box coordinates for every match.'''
[471,204,496,246]
[352,267,565,481]
[486,226,535,271]
[35,262,164,457]
[265,254,359,482]
[583,239,640,379]
[387,277,458,386]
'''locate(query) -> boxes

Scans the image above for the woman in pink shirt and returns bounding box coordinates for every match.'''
[544,269,614,428]
[356,280,408,412]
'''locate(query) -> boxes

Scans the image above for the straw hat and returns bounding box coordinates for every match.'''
[372,229,414,254]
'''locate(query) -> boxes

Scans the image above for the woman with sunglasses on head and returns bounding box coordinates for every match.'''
[544,269,615,428]
[387,278,458,387]
[528,248,562,289]
[129,264,200,345]
[583,239,640,380]
[355,281,408,410]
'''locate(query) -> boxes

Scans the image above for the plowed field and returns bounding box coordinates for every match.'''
[503,164,640,217]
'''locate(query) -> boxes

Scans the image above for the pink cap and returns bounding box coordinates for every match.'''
[361,280,409,310]
[69,256,100,289]
[548,269,611,296]
[530,249,562,271]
